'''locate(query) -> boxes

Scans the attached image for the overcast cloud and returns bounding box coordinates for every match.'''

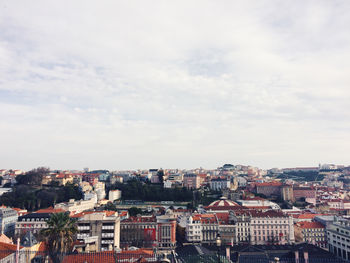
[1,0,350,170]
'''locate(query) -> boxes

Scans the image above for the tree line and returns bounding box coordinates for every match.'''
[109,179,193,202]
[0,167,82,211]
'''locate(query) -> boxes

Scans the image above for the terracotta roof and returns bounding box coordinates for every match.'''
[119,211,128,217]
[35,208,66,214]
[256,182,282,187]
[192,214,218,224]
[0,242,23,260]
[297,221,325,229]
[62,252,115,263]
[293,214,322,219]
[207,198,240,209]
[119,249,154,256]
[122,216,156,223]
[250,210,287,218]
[71,211,117,218]
[0,234,12,244]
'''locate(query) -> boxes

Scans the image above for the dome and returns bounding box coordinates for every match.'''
[207,197,240,210]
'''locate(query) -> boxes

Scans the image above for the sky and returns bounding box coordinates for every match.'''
[1,1,350,171]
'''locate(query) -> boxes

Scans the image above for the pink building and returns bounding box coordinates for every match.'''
[255,182,282,196]
[293,187,316,201]
[183,174,200,189]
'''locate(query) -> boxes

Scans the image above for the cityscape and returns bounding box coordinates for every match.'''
[1,0,350,262]
[0,164,349,262]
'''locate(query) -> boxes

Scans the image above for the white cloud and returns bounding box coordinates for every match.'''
[1,0,350,170]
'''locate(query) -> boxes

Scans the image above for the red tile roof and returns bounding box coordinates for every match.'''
[62,252,115,263]
[293,214,323,219]
[71,211,117,218]
[256,182,282,187]
[0,242,23,260]
[35,208,66,214]
[297,221,325,229]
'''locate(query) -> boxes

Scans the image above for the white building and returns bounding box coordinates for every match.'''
[0,208,18,235]
[109,190,122,202]
[209,178,230,191]
[250,210,294,245]
[74,211,120,251]
[327,217,350,261]
[236,199,281,210]
[55,198,97,214]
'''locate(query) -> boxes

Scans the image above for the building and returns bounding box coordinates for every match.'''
[183,174,200,189]
[0,242,26,263]
[15,208,65,237]
[294,221,326,248]
[205,197,242,213]
[293,187,316,201]
[236,198,280,210]
[209,178,230,191]
[254,182,282,197]
[120,215,157,248]
[55,198,97,214]
[120,213,176,249]
[250,210,295,245]
[327,217,350,261]
[73,211,120,251]
[156,212,177,249]
[186,214,216,244]
[0,208,18,236]
[108,190,122,202]
[282,185,294,202]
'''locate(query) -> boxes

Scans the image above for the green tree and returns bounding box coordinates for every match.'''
[40,212,77,263]
[157,169,164,184]
[128,207,143,217]
[16,167,50,186]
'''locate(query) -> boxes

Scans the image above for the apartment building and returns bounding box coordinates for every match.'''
[156,213,177,249]
[120,213,176,249]
[327,217,350,261]
[209,178,230,191]
[250,210,294,245]
[183,174,200,189]
[73,211,120,251]
[54,198,96,214]
[0,208,18,236]
[15,208,65,236]
[186,214,217,243]
[295,221,326,248]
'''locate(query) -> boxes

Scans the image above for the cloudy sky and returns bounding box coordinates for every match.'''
[1,1,350,171]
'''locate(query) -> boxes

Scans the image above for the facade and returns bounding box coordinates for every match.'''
[120,213,176,249]
[156,213,177,249]
[0,208,18,236]
[293,187,316,201]
[209,178,230,191]
[327,217,350,261]
[255,182,282,197]
[120,215,157,248]
[282,185,294,202]
[183,174,200,189]
[186,214,217,244]
[73,211,120,251]
[55,198,97,214]
[250,210,294,245]
[0,242,26,263]
[108,190,122,201]
[15,213,52,236]
[294,221,326,248]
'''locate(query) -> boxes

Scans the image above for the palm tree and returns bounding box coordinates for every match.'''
[40,212,78,263]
